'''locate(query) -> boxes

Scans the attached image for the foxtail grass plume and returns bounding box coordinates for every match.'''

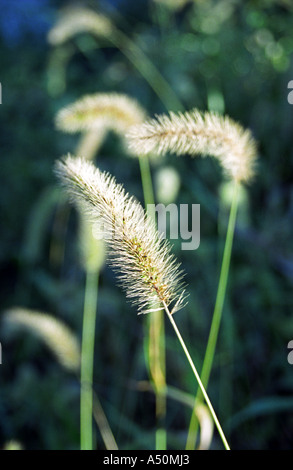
[48,7,113,46]
[55,155,186,315]
[4,308,80,372]
[56,93,146,147]
[3,441,24,451]
[127,109,257,183]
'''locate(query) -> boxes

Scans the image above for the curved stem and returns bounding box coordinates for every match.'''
[186,180,240,450]
[110,30,183,112]
[163,302,230,450]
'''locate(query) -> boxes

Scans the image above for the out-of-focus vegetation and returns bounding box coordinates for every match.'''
[0,0,293,450]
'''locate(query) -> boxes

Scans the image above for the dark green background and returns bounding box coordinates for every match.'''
[0,0,293,450]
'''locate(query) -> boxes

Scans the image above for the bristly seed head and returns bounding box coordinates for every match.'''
[48,7,113,45]
[54,155,187,315]
[3,308,80,372]
[55,93,146,135]
[126,109,257,183]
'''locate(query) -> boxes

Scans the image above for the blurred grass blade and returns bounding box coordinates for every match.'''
[92,392,119,450]
[21,186,62,264]
[3,308,80,372]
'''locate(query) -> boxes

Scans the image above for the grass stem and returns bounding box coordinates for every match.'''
[163,302,230,451]
[186,180,240,450]
[111,30,183,113]
[80,269,99,450]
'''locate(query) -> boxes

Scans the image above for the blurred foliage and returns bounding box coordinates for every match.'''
[0,0,293,450]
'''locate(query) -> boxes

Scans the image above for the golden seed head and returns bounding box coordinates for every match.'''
[55,155,187,314]
[48,7,113,46]
[55,93,147,156]
[3,441,24,451]
[127,109,257,183]
[3,308,80,372]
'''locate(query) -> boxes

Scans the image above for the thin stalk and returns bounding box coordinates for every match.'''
[201,181,240,387]
[139,155,167,450]
[151,310,167,450]
[80,269,99,450]
[186,180,240,450]
[139,156,156,217]
[163,302,230,450]
[92,391,119,450]
[110,30,183,112]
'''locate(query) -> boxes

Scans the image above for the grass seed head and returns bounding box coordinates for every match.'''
[48,7,113,45]
[3,308,80,372]
[55,93,146,135]
[55,155,187,314]
[127,108,257,183]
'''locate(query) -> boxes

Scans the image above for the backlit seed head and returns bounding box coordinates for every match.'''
[48,7,113,45]
[55,155,187,314]
[3,441,24,451]
[3,308,80,372]
[56,93,146,156]
[127,109,257,183]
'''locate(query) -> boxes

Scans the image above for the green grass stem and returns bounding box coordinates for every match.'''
[163,301,230,450]
[186,180,240,450]
[80,269,99,450]
[110,30,183,112]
